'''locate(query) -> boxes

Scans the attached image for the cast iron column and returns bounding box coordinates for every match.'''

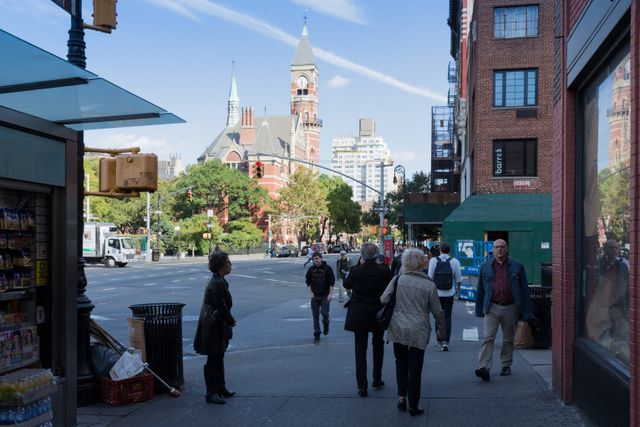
[67,0,97,405]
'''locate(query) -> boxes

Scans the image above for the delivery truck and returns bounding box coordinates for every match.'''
[83,222,136,267]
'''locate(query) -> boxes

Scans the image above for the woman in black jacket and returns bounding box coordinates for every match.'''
[344,243,393,397]
[194,252,237,404]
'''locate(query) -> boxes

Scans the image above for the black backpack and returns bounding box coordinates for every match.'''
[434,257,453,290]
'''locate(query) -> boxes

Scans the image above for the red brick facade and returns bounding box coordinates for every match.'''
[467,0,554,195]
[555,0,639,424]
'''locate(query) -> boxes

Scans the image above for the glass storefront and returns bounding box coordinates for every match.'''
[579,45,631,366]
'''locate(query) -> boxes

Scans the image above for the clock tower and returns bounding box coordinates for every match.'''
[290,23,321,165]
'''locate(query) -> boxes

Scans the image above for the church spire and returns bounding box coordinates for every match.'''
[226,60,240,127]
[292,19,314,66]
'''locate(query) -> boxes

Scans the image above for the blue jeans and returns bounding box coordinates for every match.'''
[310,296,330,334]
[437,296,454,345]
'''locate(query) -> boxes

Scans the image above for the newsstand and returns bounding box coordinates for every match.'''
[129,303,185,393]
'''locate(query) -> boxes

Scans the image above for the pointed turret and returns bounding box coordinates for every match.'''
[226,62,240,127]
[291,24,315,66]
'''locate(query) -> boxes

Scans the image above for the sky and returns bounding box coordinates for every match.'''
[0,0,452,177]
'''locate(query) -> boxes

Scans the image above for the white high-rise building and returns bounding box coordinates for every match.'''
[331,119,394,202]
[158,153,184,180]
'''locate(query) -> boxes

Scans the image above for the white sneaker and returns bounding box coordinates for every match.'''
[442,344,449,352]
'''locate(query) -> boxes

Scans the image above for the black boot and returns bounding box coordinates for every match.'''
[323,321,329,335]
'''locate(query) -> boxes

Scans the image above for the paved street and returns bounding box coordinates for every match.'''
[80,255,586,426]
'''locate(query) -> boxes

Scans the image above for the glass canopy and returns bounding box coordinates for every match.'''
[0,29,184,131]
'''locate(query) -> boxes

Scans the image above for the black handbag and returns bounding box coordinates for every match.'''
[376,275,401,329]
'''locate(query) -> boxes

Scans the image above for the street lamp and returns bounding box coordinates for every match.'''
[393,165,406,243]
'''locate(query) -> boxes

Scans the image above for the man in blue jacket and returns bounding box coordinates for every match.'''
[474,239,533,381]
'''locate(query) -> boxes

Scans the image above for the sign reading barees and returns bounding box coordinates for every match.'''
[51,0,75,15]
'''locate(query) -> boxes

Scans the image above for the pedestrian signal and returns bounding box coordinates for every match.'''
[382,226,390,235]
[255,161,263,179]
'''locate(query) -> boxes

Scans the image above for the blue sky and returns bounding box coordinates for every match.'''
[1,0,451,176]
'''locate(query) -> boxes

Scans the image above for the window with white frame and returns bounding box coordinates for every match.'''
[494,5,538,38]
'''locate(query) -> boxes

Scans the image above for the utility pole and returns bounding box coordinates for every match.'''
[378,160,385,246]
[146,192,151,261]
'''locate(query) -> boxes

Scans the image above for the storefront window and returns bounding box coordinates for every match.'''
[579,46,630,366]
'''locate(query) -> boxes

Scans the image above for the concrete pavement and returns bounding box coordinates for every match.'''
[78,323,586,426]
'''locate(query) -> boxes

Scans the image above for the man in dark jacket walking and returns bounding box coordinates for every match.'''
[344,243,393,397]
[305,251,335,343]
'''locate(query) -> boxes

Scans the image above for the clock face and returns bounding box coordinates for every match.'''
[296,75,308,89]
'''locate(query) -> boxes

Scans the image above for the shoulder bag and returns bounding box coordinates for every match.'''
[376,275,401,329]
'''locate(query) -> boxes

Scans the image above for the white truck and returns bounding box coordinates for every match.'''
[82,222,136,267]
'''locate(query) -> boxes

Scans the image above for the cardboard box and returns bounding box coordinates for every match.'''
[127,318,146,362]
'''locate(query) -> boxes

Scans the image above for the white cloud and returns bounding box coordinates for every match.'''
[289,0,367,25]
[327,75,351,89]
[85,133,179,157]
[148,0,446,102]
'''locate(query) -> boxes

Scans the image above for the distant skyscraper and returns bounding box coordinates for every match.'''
[158,153,184,180]
[331,118,394,202]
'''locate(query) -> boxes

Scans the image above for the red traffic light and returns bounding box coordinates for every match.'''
[255,161,263,179]
[256,161,262,167]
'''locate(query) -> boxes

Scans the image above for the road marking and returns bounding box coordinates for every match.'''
[172,279,180,283]
[101,288,116,291]
[144,283,158,286]
[300,302,310,308]
[463,327,479,341]
[188,277,197,280]
[91,315,113,321]
[235,274,258,279]
[183,315,199,322]
[164,286,188,289]
[108,278,119,281]
[265,278,278,282]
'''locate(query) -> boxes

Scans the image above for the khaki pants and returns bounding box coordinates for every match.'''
[477,303,518,370]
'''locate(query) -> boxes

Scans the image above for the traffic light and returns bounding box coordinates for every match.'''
[93,0,117,30]
[255,161,263,179]
[382,226,389,235]
[187,188,193,203]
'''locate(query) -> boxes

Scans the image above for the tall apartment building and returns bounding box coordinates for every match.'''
[331,118,394,202]
[444,0,554,284]
[158,153,184,180]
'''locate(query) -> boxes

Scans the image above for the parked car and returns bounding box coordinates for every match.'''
[288,244,300,257]
[310,242,327,254]
[275,245,290,257]
[331,243,348,253]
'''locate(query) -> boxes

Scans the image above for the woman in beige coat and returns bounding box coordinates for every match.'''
[380,248,445,416]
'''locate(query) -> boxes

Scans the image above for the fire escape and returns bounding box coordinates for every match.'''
[430,61,461,193]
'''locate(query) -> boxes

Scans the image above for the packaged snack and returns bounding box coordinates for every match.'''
[6,234,16,250]
[0,232,7,248]
[3,254,13,269]
[0,274,6,292]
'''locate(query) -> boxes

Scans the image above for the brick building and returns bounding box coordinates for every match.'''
[198,24,321,199]
[553,1,639,425]
[443,0,554,284]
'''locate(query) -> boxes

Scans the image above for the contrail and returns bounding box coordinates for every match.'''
[149,0,447,103]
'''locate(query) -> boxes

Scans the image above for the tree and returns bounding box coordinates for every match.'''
[318,175,361,241]
[178,214,222,257]
[222,218,264,253]
[276,167,328,243]
[172,160,269,221]
[598,165,630,244]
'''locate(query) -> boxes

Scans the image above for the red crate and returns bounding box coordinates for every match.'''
[100,372,154,406]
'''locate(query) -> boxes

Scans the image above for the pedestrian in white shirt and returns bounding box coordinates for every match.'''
[426,242,462,351]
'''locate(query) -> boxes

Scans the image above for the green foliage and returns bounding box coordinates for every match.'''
[598,166,630,243]
[172,160,269,221]
[221,218,263,253]
[276,167,328,242]
[318,175,361,237]
[177,214,221,256]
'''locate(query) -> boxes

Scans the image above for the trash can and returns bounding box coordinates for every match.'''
[529,286,552,348]
[541,262,552,287]
[129,303,185,393]
[152,249,160,262]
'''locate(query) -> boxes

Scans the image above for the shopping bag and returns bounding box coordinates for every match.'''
[514,320,533,349]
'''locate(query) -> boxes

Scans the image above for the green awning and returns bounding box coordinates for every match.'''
[404,202,459,224]
[444,193,551,224]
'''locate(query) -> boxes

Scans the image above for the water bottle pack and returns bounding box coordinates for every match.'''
[0,396,51,424]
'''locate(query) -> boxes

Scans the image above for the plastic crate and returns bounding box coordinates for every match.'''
[101,372,154,406]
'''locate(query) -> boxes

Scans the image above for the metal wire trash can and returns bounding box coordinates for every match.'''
[529,286,552,348]
[129,303,185,393]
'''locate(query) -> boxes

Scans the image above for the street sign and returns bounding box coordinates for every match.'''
[207,209,214,218]
[51,0,75,15]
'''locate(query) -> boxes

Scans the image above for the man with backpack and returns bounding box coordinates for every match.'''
[427,242,462,351]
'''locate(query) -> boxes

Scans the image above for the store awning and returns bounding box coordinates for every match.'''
[404,202,459,224]
[443,193,551,224]
[0,29,184,131]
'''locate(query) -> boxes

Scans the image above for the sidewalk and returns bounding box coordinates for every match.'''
[78,335,586,426]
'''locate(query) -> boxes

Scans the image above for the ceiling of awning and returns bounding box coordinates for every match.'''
[0,29,184,131]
